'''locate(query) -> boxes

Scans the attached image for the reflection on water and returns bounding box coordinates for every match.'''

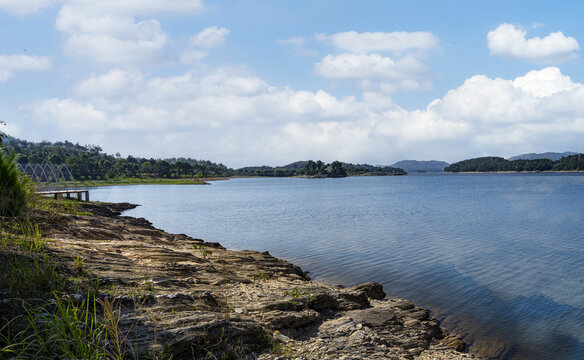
[90,174,584,359]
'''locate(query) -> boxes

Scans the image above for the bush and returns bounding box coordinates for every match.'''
[0,150,31,217]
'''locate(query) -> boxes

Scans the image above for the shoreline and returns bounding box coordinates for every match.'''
[73,170,584,188]
[19,201,481,359]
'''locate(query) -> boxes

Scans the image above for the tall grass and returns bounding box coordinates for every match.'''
[1,294,127,359]
[0,220,128,359]
[0,150,31,217]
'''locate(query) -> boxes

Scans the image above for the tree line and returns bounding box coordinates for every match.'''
[4,136,233,180]
[445,155,584,172]
[235,160,406,177]
[4,135,407,181]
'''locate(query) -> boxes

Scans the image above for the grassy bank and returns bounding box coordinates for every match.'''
[0,199,130,359]
[75,177,213,187]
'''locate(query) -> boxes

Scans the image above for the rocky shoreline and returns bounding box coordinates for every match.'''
[37,201,478,359]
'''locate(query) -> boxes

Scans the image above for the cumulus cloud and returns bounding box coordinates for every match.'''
[314,30,437,92]
[56,5,168,63]
[487,23,580,63]
[0,54,51,81]
[189,26,229,48]
[0,0,57,15]
[317,30,438,54]
[55,1,204,64]
[180,26,229,63]
[315,53,431,91]
[19,66,584,167]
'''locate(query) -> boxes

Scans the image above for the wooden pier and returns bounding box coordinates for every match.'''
[37,190,89,202]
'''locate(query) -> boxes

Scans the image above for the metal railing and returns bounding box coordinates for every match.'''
[17,163,77,192]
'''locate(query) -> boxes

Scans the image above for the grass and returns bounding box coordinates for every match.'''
[76,177,211,187]
[0,197,133,359]
[31,196,93,216]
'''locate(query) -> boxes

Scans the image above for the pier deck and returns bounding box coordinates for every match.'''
[37,190,89,202]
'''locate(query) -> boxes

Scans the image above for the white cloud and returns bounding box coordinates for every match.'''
[55,1,204,64]
[487,23,580,63]
[315,53,431,92]
[0,0,57,15]
[56,5,168,63]
[314,30,437,92]
[20,67,584,167]
[0,54,51,81]
[319,30,439,54]
[189,26,229,48]
[512,67,576,97]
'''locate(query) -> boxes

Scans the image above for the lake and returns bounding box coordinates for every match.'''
[89,174,584,359]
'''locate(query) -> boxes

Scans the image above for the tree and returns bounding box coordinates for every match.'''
[0,150,30,217]
[330,161,347,177]
[0,120,5,148]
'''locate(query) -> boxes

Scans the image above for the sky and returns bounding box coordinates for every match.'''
[1,0,584,168]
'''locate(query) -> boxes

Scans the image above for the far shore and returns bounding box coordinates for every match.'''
[71,170,584,188]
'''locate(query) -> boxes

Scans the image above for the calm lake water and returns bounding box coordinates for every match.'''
[89,174,584,359]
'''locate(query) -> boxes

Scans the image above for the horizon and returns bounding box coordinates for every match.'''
[3,132,578,169]
[2,1,584,168]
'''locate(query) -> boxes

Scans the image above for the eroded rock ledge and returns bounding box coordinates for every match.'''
[40,201,477,359]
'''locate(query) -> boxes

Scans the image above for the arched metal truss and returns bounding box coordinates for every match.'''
[17,163,77,192]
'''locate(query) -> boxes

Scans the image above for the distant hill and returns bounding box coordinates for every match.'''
[508,152,577,161]
[390,160,449,172]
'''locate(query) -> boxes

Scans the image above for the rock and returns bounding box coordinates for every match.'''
[348,281,386,300]
[264,309,321,329]
[441,336,467,352]
[349,307,397,327]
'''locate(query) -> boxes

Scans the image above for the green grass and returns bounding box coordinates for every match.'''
[32,197,93,216]
[0,211,129,359]
[75,177,212,187]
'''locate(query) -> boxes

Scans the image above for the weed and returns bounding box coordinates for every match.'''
[193,244,213,260]
[283,288,317,310]
[74,255,85,273]
[252,271,272,281]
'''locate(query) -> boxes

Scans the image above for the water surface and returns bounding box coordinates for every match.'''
[90,174,584,359]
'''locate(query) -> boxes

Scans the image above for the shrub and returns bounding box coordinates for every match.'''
[0,150,31,217]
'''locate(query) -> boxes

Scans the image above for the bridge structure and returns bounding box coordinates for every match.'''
[17,163,89,201]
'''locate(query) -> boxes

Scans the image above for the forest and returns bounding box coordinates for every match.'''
[234,160,406,177]
[445,155,584,172]
[3,136,233,180]
[2,136,406,181]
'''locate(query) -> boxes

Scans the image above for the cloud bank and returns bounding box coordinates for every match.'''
[17,66,584,167]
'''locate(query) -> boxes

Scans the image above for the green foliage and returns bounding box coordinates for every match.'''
[0,150,31,217]
[0,223,127,359]
[444,155,584,172]
[235,160,405,177]
[33,197,93,216]
[193,244,213,260]
[4,136,234,180]
[553,154,584,171]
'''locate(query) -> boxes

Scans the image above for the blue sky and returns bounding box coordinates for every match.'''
[1,0,584,167]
